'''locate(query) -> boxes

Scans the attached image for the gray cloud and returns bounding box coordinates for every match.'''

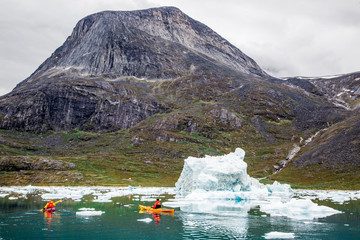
[1,0,359,96]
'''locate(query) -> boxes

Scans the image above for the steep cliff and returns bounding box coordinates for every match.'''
[17,7,267,88]
[1,7,268,133]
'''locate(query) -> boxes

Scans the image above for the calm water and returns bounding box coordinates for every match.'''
[0,194,359,239]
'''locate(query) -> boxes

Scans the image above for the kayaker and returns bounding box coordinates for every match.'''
[152,199,161,209]
[44,199,55,212]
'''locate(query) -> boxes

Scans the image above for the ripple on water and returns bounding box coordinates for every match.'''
[180,213,248,239]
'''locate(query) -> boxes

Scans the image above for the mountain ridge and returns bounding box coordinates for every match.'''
[16,7,267,90]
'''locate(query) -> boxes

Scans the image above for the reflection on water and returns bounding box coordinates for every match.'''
[139,209,175,225]
[0,194,359,239]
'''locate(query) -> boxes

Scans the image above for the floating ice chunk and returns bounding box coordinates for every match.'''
[140,196,157,202]
[93,195,113,202]
[260,198,340,220]
[172,148,341,220]
[266,181,293,198]
[137,218,152,223]
[175,148,292,201]
[303,221,324,225]
[41,186,96,202]
[8,197,18,200]
[78,208,95,211]
[0,193,9,198]
[295,190,360,204]
[76,207,104,216]
[0,186,175,202]
[264,232,295,239]
[176,148,252,196]
[76,211,104,216]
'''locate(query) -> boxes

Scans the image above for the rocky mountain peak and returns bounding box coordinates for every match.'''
[18,7,267,89]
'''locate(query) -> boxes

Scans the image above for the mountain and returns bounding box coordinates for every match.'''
[17,7,267,87]
[0,7,358,188]
[1,7,267,132]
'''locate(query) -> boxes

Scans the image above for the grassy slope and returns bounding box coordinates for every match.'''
[0,117,297,188]
[271,164,360,190]
[0,75,357,189]
[0,121,358,189]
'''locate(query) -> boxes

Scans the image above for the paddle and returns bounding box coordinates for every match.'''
[41,199,63,211]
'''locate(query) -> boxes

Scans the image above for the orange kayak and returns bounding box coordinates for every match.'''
[139,205,175,214]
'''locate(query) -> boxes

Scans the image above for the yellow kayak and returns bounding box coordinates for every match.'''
[139,205,175,214]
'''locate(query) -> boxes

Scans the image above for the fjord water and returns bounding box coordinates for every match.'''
[1,193,359,240]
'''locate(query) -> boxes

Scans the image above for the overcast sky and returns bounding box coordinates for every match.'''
[1,0,359,96]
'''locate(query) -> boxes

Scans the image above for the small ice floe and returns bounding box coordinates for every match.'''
[76,211,104,216]
[264,232,295,239]
[0,186,175,203]
[294,189,360,204]
[92,195,113,203]
[78,208,95,211]
[0,193,9,198]
[137,218,152,223]
[140,196,157,202]
[76,208,104,216]
[8,196,18,200]
[303,221,324,225]
[260,198,340,220]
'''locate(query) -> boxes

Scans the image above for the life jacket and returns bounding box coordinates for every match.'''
[47,202,54,208]
[153,200,161,209]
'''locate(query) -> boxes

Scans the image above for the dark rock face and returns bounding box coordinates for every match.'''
[17,7,267,89]
[293,115,360,169]
[278,72,360,170]
[0,75,165,132]
[1,7,267,133]
[281,72,360,110]
[0,156,76,171]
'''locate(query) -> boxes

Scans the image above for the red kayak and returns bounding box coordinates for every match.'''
[44,208,55,213]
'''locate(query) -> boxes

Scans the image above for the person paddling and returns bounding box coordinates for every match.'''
[43,199,62,212]
[44,199,55,212]
[152,199,161,209]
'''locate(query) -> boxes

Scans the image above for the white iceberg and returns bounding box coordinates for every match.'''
[176,148,263,195]
[175,148,292,201]
[169,148,341,220]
